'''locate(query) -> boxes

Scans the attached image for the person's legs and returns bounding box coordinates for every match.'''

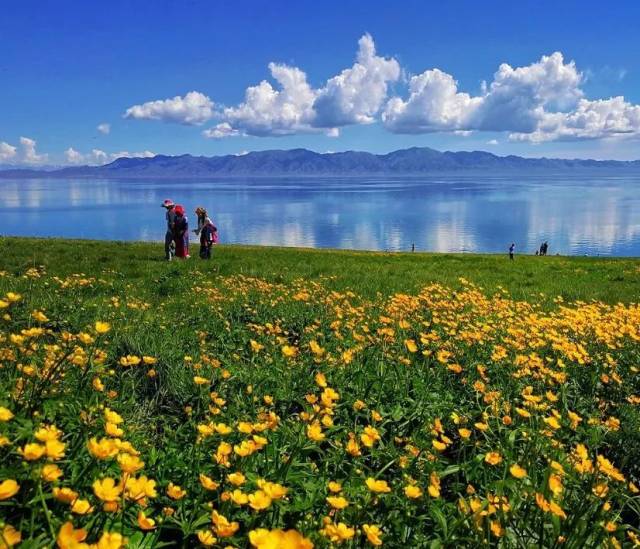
[164,231,173,260]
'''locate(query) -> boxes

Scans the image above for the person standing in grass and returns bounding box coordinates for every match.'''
[173,205,190,258]
[162,199,176,261]
[199,217,218,259]
[509,242,515,260]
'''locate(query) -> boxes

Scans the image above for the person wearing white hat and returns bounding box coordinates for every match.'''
[162,199,176,260]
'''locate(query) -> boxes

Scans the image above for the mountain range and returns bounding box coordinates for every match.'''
[1,147,639,178]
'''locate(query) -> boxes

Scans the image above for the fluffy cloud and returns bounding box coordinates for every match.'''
[0,141,17,162]
[220,63,318,136]
[312,33,400,127]
[64,148,155,165]
[199,34,400,138]
[509,96,640,142]
[383,51,640,141]
[202,122,242,139]
[124,91,214,125]
[19,137,48,164]
[97,123,111,135]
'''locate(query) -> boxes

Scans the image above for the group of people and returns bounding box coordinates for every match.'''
[536,241,549,256]
[508,241,551,260]
[161,199,218,260]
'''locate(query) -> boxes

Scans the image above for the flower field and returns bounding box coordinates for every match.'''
[1,245,639,547]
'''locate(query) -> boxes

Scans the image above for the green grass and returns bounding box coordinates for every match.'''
[1,237,638,305]
[0,236,639,547]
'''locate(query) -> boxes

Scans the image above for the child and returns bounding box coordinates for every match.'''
[199,217,218,259]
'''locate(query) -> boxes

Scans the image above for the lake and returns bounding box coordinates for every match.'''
[3,172,640,256]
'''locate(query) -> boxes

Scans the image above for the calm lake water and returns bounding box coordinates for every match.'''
[3,172,640,256]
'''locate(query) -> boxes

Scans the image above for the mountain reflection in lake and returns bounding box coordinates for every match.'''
[3,172,640,256]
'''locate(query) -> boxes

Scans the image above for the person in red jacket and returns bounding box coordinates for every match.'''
[173,205,190,258]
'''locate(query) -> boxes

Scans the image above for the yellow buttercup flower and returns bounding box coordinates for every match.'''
[363,524,383,546]
[87,437,119,460]
[137,510,156,530]
[53,487,79,503]
[248,489,272,511]
[249,528,313,548]
[227,472,246,486]
[42,464,63,482]
[20,443,45,461]
[0,407,14,422]
[93,478,123,502]
[70,498,94,515]
[484,452,503,466]
[94,321,111,334]
[327,495,349,509]
[404,485,422,499]
[117,453,144,474]
[199,473,219,491]
[166,482,187,500]
[0,479,20,500]
[509,464,527,479]
[56,522,87,549]
[0,524,21,547]
[366,478,391,493]
[197,530,217,546]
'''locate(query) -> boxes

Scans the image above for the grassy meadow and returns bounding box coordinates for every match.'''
[0,237,639,548]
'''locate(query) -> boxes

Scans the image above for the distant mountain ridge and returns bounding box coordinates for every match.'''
[1,147,639,178]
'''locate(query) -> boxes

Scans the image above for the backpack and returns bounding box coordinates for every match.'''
[211,226,219,244]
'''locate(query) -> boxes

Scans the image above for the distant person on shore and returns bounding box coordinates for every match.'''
[162,199,176,261]
[173,205,190,258]
[542,241,549,256]
[509,242,515,260]
[199,217,218,259]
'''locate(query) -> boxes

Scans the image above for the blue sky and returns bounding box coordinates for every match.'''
[2,0,640,165]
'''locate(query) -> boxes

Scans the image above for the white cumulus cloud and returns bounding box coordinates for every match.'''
[199,34,399,138]
[383,51,640,141]
[97,123,111,135]
[124,91,214,125]
[0,141,17,162]
[312,33,400,127]
[19,137,48,164]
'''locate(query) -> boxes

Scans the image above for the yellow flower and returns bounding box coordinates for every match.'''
[227,472,246,486]
[194,376,209,385]
[137,510,156,530]
[458,428,471,439]
[117,453,144,474]
[42,464,63,482]
[125,476,157,501]
[35,424,62,442]
[490,521,504,537]
[509,464,527,479]
[45,439,66,460]
[87,437,119,460]
[53,487,79,503]
[281,345,298,358]
[119,355,141,367]
[327,495,349,509]
[360,426,380,447]
[31,310,49,322]
[363,524,383,546]
[93,478,122,502]
[56,522,87,549]
[197,530,217,546]
[103,408,123,424]
[20,442,45,461]
[249,529,313,548]
[95,321,111,334]
[315,372,327,387]
[548,474,563,497]
[166,482,187,500]
[211,511,239,537]
[94,532,127,549]
[142,356,157,364]
[0,479,19,500]
[484,452,503,466]
[230,489,248,505]
[0,524,21,547]
[92,377,105,391]
[257,480,288,499]
[428,472,441,498]
[248,489,272,511]
[307,423,325,442]
[0,407,14,422]
[366,478,391,493]
[432,439,447,451]
[70,498,94,515]
[105,422,124,437]
[405,339,418,353]
[404,485,422,499]
[328,481,342,493]
[199,473,219,491]
[548,501,567,519]
[321,522,355,543]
